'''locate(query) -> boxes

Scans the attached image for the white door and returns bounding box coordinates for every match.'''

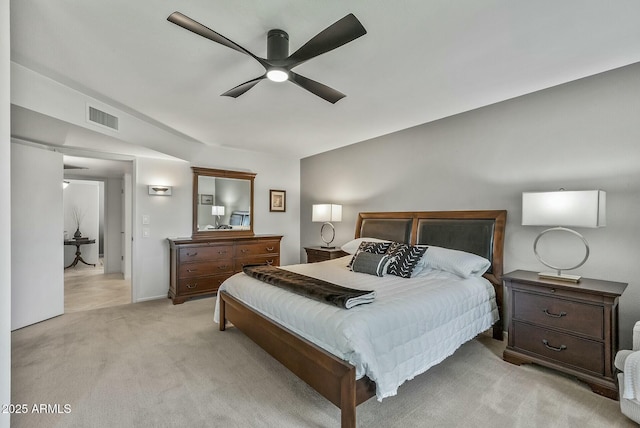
[11,144,64,329]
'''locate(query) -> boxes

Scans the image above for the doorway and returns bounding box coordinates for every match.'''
[63,158,133,313]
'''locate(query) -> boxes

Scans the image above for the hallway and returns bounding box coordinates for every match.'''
[64,258,131,313]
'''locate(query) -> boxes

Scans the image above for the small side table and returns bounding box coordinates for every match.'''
[502,269,627,399]
[64,238,96,269]
[304,246,349,263]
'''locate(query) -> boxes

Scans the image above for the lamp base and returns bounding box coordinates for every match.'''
[538,271,581,283]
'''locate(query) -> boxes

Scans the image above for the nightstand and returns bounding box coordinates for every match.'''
[502,270,627,399]
[304,246,349,263]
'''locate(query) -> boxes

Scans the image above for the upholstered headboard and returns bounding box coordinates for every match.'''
[355,210,506,285]
[355,210,506,339]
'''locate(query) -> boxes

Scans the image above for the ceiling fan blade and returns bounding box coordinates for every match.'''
[221,75,266,98]
[287,13,366,67]
[168,12,268,68]
[289,72,345,104]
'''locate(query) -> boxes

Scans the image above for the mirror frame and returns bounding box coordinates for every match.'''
[192,167,256,238]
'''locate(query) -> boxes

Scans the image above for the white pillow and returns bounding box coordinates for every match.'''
[341,237,390,255]
[421,246,491,278]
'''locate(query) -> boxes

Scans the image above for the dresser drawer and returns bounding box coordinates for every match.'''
[179,245,233,262]
[235,255,279,272]
[178,259,234,278]
[513,291,604,339]
[235,241,280,257]
[177,274,231,295]
[512,321,604,375]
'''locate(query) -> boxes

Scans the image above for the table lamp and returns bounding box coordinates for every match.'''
[312,204,342,248]
[212,205,225,227]
[522,190,605,282]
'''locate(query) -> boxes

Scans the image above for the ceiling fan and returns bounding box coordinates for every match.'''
[167,12,367,104]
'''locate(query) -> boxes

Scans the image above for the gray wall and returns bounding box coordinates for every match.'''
[301,62,640,348]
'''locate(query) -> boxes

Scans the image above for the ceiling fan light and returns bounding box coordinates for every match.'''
[266,69,289,82]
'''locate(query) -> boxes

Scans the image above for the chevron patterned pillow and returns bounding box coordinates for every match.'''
[346,241,392,268]
[386,242,428,278]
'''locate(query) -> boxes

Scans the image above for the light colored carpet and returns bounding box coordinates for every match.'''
[11,298,636,427]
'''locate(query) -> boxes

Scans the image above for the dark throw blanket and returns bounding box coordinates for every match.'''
[242,265,376,309]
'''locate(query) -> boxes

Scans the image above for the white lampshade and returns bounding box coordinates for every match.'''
[312,204,342,222]
[522,190,606,228]
[212,206,225,216]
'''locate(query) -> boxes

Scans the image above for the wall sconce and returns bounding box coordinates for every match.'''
[148,185,172,196]
[312,204,342,248]
[522,189,606,282]
[63,181,70,189]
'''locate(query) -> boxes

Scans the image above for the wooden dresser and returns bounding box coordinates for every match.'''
[168,235,282,304]
[503,270,627,399]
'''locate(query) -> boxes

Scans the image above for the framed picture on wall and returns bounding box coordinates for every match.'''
[200,194,213,205]
[269,190,286,212]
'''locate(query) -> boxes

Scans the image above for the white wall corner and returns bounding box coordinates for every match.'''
[0,0,11,425]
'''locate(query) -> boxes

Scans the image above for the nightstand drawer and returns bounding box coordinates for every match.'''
[514,291,604,339]
[306,248,331,262]
[305,246,350,263]
[513,322,604,375]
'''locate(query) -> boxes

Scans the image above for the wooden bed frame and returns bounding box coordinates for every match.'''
[219,210,506,427]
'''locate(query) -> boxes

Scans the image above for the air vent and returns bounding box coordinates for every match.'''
[88,106,119,131]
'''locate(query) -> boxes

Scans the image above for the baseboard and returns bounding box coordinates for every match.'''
[134,295,167,303]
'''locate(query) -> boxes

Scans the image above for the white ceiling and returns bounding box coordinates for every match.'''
[9,0,640,161]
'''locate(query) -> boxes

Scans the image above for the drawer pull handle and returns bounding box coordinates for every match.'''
[187,268,198,273]
[542,339,566,352]
[186,283,197,289]
[241,249,249,253]
[542,309,567,318]
[218,265,228,270]
[218,250,227,255]
[266,260,274,265]
[186,252,198,257]
[266,247,274,251]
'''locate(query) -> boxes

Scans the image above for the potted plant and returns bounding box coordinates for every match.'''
[71,205,85,239]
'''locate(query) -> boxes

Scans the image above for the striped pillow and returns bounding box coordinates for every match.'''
[350,251,393,277]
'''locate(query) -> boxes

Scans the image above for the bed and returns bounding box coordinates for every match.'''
[215,210,506,427]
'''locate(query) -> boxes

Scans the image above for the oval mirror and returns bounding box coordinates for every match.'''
[192,167,255,238]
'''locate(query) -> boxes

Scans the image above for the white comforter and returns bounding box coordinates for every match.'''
[214,257,498,401]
